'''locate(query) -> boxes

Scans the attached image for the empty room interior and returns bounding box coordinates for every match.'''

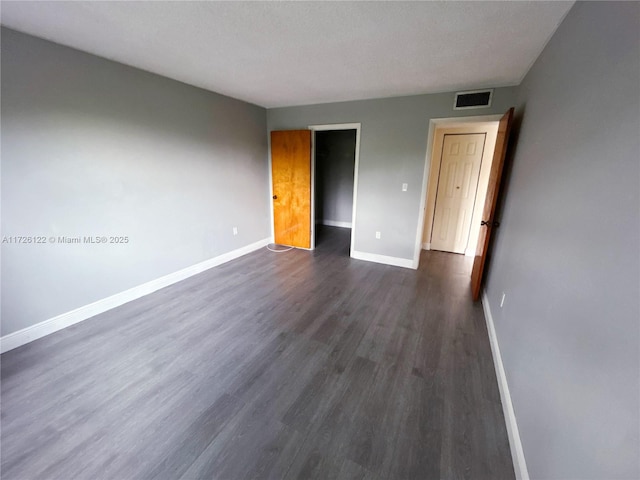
[1,1,639,479]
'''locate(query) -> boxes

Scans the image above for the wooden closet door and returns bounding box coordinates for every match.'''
[271,130,311,248]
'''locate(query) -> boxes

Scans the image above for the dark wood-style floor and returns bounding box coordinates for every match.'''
[1,226,514,480]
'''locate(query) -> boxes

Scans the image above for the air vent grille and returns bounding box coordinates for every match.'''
[453,89,493,110]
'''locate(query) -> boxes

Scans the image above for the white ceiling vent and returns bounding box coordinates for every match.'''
[453,89,494,110]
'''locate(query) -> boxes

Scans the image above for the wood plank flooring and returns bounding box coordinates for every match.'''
[1,226,515,479]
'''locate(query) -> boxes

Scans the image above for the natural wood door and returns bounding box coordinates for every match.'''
[431,133,486,254]
[271,130,311,248]
[471,108,514,300]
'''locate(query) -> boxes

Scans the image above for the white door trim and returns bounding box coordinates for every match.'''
[267,133,275,245]
[413,114,503,268]
[308,123,361,257]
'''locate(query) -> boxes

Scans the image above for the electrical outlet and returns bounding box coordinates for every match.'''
[375,231,381,239]
[500,292,506,308]
[402,183,408,192]
[233,227,238,236]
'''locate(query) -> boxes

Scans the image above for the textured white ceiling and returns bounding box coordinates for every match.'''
[0,1,574,108]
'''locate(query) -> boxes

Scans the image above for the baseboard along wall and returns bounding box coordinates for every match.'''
[351,250,415,269]
[481,289,530,480]
[0,237,271,354]
[321,219,352,228]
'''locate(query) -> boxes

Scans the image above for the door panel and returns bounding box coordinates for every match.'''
[471,108,515,300]
[271,130,311,248]
[431,133,486,254]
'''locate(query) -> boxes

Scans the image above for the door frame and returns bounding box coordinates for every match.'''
[308,123,361,255]
[413,114,503,267]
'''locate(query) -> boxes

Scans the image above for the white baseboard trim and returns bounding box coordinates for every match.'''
[422,242,430,250]
[481,289,530,480]
[0,237,271,354]
[321,220,352,228]
[351,250,415,269]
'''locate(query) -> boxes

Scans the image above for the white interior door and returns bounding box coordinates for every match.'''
[431,133,485,253]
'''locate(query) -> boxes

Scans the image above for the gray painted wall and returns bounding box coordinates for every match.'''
[1,28,270,336]
[315,130,356,226]
[268,88,517,260]
[484,3,640,478]
[6,6,638,476]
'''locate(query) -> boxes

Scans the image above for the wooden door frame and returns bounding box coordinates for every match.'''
[308,123,361,254]
[413,114,503,268]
